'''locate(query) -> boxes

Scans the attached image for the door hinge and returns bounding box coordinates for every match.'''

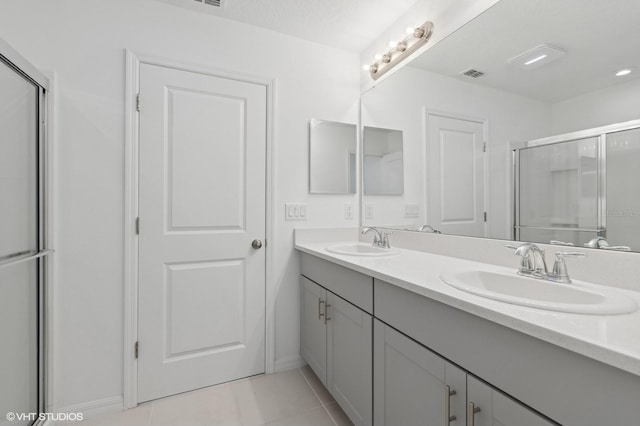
[136,93,141,112]
[483,142,487,153]
[134,341,139,359]
[135,217,140,235]
[484,211,487,222]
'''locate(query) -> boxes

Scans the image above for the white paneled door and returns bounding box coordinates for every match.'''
[137,63,267,402]
[427,114,486,237]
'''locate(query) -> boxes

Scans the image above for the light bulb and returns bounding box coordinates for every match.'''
[363,64,370,71]
[388,40,398,49]
[374,53,383,61]
[406,27,415,35]
[616,69,633,76]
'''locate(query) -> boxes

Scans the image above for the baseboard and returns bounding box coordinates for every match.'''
[57,395,123,418]
[274,354,306,372]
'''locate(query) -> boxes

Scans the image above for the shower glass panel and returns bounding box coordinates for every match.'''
[517,137,600,245]
[0,62,38,258]
[0,54,42,425]
[606,128,640,251]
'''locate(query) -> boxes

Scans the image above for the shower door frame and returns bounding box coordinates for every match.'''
[511,118,640,243]
[0,37,53,424]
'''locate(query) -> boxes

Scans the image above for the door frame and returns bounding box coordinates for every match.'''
[423,109,489,237]
[123,50,275,408]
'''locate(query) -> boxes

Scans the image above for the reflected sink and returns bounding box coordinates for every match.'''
[441,270,637,315]
[326,243,400,257]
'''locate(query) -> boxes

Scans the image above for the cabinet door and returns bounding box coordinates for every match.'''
[327,293,373,426]
[300,276,327,384]
[373,320,466,426]
[466,376,556,426]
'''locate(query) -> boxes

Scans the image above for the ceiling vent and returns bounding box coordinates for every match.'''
[193,0,226,8]
[461,69,485,78]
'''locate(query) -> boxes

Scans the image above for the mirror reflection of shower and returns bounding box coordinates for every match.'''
[513,124,640,252]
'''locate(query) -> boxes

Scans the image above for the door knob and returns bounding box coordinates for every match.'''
[252,239,263,249]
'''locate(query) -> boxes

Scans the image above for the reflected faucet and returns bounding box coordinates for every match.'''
[584,237,631,251]
[418,225,441,233]
[361,227,391,249]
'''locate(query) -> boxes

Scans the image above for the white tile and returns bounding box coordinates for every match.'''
[231,369,322,425]
[149,383,241,426]
[300,365,334,404]
[264,405,335,426]
[324,402,353,426]
[60,404,151,426]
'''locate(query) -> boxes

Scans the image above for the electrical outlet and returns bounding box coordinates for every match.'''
[365,204,374,220]
[285,203,307,221]
[404,204,420,218]
[345,203,354,220]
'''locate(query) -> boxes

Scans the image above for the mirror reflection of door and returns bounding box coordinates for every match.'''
[426,113,486,237]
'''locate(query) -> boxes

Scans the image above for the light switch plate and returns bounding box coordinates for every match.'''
[285,203,307,221]
[365,204,374,220]
[345,203,354,220]
[404,204,420,218]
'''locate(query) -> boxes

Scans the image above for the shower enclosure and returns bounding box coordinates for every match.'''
[0,40,50,426]
[513,123,640,252]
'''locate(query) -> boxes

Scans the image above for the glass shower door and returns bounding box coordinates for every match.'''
[0,56,42,425]
[516,137,601,246]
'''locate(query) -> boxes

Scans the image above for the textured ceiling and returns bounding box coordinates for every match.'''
[157,0,422,51]
[409,0,640,102]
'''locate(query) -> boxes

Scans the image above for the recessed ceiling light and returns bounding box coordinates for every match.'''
[524,54,548,66]
[508,44,566,70]
[616,68,633,76]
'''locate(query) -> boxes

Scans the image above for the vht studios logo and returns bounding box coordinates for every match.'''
[6,412,84,422]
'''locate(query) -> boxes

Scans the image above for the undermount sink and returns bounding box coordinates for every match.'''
[441,270,637,315]
[326,243,400,257]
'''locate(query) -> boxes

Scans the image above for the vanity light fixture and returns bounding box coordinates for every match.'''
[364,21,434,81]
[508,44,566,70]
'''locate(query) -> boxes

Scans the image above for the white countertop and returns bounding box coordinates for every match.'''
[295,239,640,377]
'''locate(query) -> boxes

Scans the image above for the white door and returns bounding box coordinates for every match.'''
[427,114,486,236]
[137,63,267,402]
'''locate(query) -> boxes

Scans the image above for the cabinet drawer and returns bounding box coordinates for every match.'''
[300,253,373,313]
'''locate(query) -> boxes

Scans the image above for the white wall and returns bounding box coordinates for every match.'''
[0,0,360,411]
[361,66,551,237]
[551,78,640,134]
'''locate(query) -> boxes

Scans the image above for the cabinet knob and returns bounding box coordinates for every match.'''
[445,385,457,425]
[467,402,481,426]
[252,239,263,249]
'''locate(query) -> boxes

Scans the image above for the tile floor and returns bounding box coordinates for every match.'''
[58,366,353,426]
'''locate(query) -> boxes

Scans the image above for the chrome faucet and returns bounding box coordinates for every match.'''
[418,225,441,233]
[507,243,587,283]
[584,237,631,251]
[509,243,548,279]
[548,251,587,283]
[361,227,391,249]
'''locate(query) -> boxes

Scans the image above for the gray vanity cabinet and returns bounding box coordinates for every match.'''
[374,320,555,426]
[373,320,466,426]
[300,276,327,382]
[299,260,373,426]
[466,376,555,426]
[326,292,373,426]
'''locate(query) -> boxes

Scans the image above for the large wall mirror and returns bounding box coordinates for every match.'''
[360,0,640,252]
[309,119,357,194]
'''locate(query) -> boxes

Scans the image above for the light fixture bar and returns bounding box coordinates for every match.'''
[365,21,434,81]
